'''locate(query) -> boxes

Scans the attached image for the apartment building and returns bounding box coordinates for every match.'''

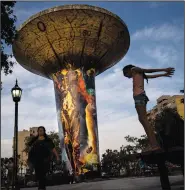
[30,127,39,136]
[12,127,38,168]
[147,95,184,123]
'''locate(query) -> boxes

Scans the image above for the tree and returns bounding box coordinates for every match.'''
[124,135,149,152]
[120,135,149,176]
[1,157,14,183]
[48,131,61,157]
[151,107,184,149]
[1,1,17,75]
[1,158,10,178]
[101,135,149,177]
[101,149,120,176]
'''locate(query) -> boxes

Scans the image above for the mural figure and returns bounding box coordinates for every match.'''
[52,66,99,175]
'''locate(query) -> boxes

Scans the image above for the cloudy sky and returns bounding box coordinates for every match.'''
[1,2,184,158]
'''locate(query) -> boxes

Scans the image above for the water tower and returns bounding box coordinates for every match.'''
[13,4,130,176]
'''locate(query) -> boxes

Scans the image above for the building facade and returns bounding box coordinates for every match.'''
[30,127,39,136]
[12,127,38,172]
[18,129,30,167]
[147,95,184,123]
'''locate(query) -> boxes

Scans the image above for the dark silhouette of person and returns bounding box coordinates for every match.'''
[27,126,60,190]
[6,157,14,190]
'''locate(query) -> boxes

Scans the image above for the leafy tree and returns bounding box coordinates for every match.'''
[101,135,149,177]
[48,131,61,157]
[24,136,32,154]
[135,135,149,151]
[101,108,184,177]
[124,135,149,152]
[1,157,15,181]
[1,157,9,178]
[101,149,120,176]
[150,107,184,149]
[119,136,148,176]
[1,1,17,75]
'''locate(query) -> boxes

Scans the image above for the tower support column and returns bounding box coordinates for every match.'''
[52,67,100,175]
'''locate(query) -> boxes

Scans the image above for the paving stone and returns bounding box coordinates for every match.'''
[21,175,184,190]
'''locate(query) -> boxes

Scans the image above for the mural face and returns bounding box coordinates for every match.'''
[52,67,99,175]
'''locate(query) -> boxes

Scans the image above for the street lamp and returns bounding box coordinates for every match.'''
[11,79,22,190]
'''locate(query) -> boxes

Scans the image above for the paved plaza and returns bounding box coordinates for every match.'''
[22,175,184,190]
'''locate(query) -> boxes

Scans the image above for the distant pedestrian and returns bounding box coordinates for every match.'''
[122,65,175,151]
[28,126,60,190]
[6,158,14,190]
[69,170,74,184]
[138,159,146,175]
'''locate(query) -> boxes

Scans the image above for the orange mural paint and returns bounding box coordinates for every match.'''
[52,68,100,175]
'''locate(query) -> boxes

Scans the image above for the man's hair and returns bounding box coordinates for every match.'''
[122,64,135,72]
[122,64,148,83]
[37,126,48,139]
[28,126,48,146]
[37,126,46,132]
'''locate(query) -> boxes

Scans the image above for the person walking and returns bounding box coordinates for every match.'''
[28,126,60,190]
[6,158,14,190]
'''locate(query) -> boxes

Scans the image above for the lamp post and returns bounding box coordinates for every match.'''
[11,79,22,190]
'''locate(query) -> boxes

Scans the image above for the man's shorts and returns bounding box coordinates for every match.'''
[133,92,149,106]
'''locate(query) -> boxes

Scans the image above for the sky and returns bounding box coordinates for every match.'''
[1,1,184,158]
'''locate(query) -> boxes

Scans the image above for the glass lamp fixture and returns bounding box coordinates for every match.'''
[11,79,22,102]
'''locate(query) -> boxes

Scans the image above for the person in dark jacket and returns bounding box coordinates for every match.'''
[28,126,60,190]
[6,158,14,190]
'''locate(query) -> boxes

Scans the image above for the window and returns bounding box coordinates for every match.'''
[154,108,158,113]
[181,98,184,104]
[163,103,168,107]
[158,98,167,104]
